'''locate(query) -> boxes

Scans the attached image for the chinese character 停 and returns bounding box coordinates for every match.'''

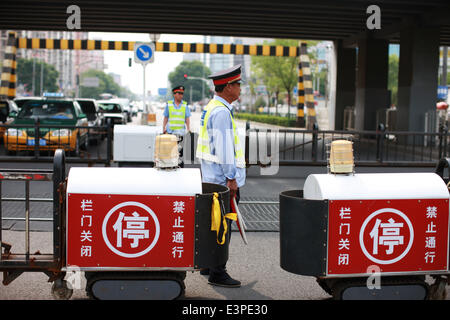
[113,211,149,248]
[370,218,404,255]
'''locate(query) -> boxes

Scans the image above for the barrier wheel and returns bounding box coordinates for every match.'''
[51,279,73,300]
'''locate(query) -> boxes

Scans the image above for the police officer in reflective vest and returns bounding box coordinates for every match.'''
[163,85,191,167]
[196,64,245,288]
[163,85,191,135]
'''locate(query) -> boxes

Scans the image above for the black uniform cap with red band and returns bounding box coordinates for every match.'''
[208,64,242,86]
[172,85,185,94]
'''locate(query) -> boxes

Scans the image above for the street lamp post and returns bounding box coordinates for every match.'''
[39,50,44,96]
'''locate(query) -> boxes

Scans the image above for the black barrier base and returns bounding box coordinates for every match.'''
[194,183,230,269]
[279,190,328,277]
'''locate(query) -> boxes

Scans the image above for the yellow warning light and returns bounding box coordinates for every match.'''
[329,140,354,174]
[147,113,156,126]
[155,134,179,168]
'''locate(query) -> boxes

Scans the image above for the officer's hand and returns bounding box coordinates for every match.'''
[226,179,238,198]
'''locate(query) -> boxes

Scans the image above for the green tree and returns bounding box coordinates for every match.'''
[168,60,211,103]
[439,71,450,87]
[79,70,122,99]
[17,58,59,95]
[251,39,300,109]
[388,54,399,106]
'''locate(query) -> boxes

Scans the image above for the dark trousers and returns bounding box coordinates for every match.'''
[209,188,240,279]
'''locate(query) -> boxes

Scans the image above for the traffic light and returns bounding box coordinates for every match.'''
[184,74,188,80]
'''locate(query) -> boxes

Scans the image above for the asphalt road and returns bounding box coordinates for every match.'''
[0,110,448,302]
[0,230,330,300]
[0,162,445,301]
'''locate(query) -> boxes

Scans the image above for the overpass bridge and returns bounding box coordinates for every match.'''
[0,0,450,131]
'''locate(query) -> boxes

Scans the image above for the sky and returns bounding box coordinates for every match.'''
[89,32,204,96]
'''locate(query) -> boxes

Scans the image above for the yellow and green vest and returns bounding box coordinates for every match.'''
[196,99,245,168]
[167,100,187,132]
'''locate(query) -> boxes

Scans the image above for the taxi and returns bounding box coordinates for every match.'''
[4,93,88,155]
[0,99,19,139]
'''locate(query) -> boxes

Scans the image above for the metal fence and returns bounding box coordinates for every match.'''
[0,123,113,164]
[245,124,450,167]
[0,122,447,167]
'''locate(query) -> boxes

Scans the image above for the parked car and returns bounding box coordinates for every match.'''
[76,98,105,142]
[129,101,138,117]
[97,100,127,127]
[4,98,88,156]
[0,99,19,138]
[13,96,42,110]
[110,98,132,122]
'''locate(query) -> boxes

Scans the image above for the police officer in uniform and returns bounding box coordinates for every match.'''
[163,85,191,135]
[196,65,245,287]
[163,85,191,167]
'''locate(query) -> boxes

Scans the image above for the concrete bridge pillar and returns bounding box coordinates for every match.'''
[397,25,440,132]
[334,41,356,130]
[354,37,390,131]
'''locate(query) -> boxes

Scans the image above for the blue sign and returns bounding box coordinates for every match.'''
[27,138,46,146]
[158,88,168,96]
[43,92,64,97]
[438,85,448,100]
[134,42,155,65]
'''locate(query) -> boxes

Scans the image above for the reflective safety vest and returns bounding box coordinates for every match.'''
[196,99,245,168]
[167,100,187,132]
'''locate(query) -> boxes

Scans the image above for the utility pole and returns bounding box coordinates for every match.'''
[32,58,36,95]
[39,54,44,96]
[134,41,155,125]
[441,46,448,87]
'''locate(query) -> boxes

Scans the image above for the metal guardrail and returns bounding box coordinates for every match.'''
[0,122,447,167]
[0,123,113,164]
[0,150,66,284]
[244,124,450,167]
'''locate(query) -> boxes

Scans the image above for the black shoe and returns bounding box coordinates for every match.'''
[200,268,209,275]
[208,273,241,288]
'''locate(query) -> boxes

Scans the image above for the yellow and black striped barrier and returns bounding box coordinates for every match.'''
[1,33,317,128]
[0,31,17,99]
[297,42,317,129]
[16,38,300,57]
